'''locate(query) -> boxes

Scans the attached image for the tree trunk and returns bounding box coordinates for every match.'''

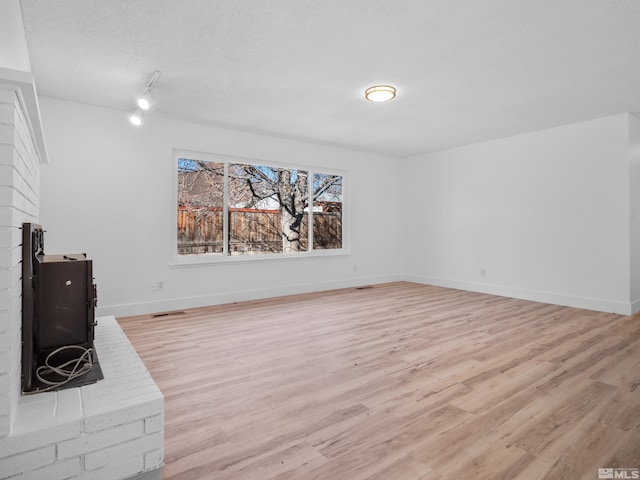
[278,170,307,253]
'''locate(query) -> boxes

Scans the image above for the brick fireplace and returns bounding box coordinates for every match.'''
[0,69,164,480]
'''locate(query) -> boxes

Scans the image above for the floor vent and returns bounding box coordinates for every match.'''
[355,285,374,290]
[151,310,186,318]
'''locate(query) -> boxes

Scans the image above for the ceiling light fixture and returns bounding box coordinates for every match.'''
[129,70,160,125]
[136,92,155,111]
[365,85,396,102]
[129,108,144,126]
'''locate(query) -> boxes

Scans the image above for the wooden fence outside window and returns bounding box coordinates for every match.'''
[177,208,342,255]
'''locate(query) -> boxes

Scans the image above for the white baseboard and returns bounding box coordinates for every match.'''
[97,274,404,317]
[402,274,633,316]
[97,272,635,318]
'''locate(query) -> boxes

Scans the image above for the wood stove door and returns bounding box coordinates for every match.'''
[36,255,91,350]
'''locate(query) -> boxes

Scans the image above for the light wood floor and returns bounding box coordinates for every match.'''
[118,282,640,480]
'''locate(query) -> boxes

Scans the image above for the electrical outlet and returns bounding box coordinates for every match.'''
[480,269,487,278]
[151,281,165,291]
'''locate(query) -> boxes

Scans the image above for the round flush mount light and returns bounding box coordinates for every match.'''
[365,85,396,102]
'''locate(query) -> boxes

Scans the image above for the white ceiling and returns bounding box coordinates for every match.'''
[19,0,640,158]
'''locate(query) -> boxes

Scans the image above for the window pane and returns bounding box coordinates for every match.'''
[228,163,308,255]
[177,158,224,255]
[312,173,342,250]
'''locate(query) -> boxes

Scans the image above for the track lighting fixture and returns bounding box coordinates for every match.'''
[128,71,160,125]
[136,92,155,110]
[129,108,144,126]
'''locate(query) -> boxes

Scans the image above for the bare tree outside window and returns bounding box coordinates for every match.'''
[229,163,309,254]
[177,155,343,256]
[313,173,342,250]
[177,158,224,254]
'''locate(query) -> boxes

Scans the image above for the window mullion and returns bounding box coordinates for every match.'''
[223,162,229,256]
[307,172,313,251]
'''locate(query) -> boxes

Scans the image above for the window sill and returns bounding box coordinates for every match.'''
[169,249,351,268]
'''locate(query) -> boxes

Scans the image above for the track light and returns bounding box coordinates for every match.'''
[128,71,160,126]
[136,92,155,110]
[129,109,144,126]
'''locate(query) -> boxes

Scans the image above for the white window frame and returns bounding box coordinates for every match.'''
[171,149,350,266]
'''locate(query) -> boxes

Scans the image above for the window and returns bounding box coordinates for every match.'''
[175,151,345,261]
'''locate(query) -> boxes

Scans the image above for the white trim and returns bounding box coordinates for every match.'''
[97,273,402,317]
[630,298,640,315]
[403,273,633,315]
[0,67,49,164]
[170,249,350,267]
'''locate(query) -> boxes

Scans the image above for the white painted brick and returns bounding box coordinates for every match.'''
[14,129,38,170]
[15,186,39,211]
[84,397,163,433]
[78,455,144,480]
[0,332,9,353]
[12,458,81,480]
[0,188,13,208]
[0,317,163,478]
[84,431,162,470]
[0,446,55,479]
[0,306,16,328]
[13,155,37,192]
[0,413,8,438]
[83,384,162,412]
[0,90,16,104]
[0,380,13,406]
[0,188,36,218]
[0,352,9,374]
[0,266,21,299]
[0,211,24,233]
[0,85,39,447]
[9,165,38,202]
[15,146,39,178]
[53,388,83,427]
[0,422,80,458]
[0,252,12,273]
[0,392,8,413]
[13,389,81,434]
[0,312,9,332]
[0,225,22,249]
[0,125,14,146]
[144,414,163,435]
[0,291,13,315]
[12,391,57,428]
[57,420,144,460]
[0,374,8,395]
[144,448,163,470]
[0,165,16,189]
[0,104,14,125]
[0,144,14,165]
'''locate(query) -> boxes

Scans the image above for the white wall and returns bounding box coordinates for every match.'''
[629,113,640,310]
[37,97,639,316]
[402,114,633,314]
[0,0,31,73]
[38,97,402,317]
